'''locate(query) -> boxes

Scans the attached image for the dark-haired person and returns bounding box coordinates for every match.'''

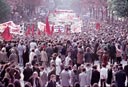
[115,66,126,87]
[23,63,33,82]
[91,65,100,86]
[47,74,56,87]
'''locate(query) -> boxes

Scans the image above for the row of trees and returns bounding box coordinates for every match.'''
[0,0,128,23]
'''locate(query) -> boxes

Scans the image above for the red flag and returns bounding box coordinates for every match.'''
[25,25,31,36]
[45,17,51,35]
[37,29,41,36]
[1,26,12,41]
[31,24,35,36]
[96,23,100,30]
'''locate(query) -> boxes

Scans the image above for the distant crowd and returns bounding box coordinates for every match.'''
[0,22,128,87]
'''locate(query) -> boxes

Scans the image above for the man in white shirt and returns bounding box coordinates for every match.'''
[55,55,62,82]
[100,64,108,87]
[65,52,71,66]
[30,40,37,51]
[60,67,70,87]
[29,49,36,63]
[79,68,88,87]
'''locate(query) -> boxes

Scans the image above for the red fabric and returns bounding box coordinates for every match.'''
[1,26,12,41]
[96,23,100,30]
[25,25,31,36]
[45,17,51,35]
[37,29,41,35]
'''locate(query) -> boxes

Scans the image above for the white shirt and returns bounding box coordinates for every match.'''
[65,56,71,66]
[55,56,62,75]
[29,51,36,63]
[100,67,108,79]
[30,42,37,51]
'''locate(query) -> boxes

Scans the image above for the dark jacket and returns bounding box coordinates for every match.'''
[47,80,56,87]
[115,70,126,87]
[124,65,128,76]
[29,77,41,87]
[107,68,113,84]
[91,69,100,85]
[23,67,33,81]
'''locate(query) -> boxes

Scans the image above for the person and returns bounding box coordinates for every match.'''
[40,66,47,87]
[14,79,22,87]
[86,63,92,86]
[107,65,113,85]
[32,63,40,76]
[23,43,29,67]
[40,48,48,67]
[9,49,18,65]
[55,55,62,82]
[79,68,88,87]
[47,74,56,87]
[17,41,24,66]
[100,64,108,87]
[70,65,79,87]
[102,47,108,66]
[0,47,8,63]
[84,47,94,64]
[91,65,100,86]
[30,40,37,51]
[46,44,53,64]
[77,45,84,67]
[60,66,70,87]
[29,72,42,87]
[23,63,33,82]
[29,49,36,63]
[115,66,126,87]
[65,52,71,66]
[108,42,116,64]
[124,64,128,87]
[116,44,122,64]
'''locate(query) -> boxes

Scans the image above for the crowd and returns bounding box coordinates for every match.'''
[0,22,128,87]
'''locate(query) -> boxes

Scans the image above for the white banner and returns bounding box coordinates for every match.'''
[0,21,22,35]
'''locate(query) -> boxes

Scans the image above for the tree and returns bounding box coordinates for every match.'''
[108,0,128,17]
[0,0,10,23]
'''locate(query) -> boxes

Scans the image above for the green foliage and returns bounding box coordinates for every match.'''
[108,0,128,17]
[0,0,10,23]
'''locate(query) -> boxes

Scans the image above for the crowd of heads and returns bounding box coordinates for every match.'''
[0,22,128,87]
